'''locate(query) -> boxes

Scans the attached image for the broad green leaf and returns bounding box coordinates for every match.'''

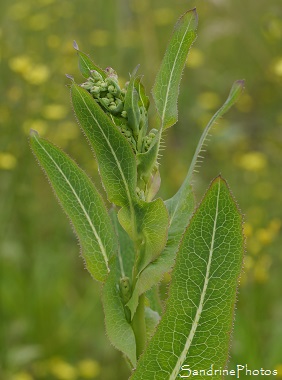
[118,198,169,274]
[126,188,195,316]
[73,40,106,79]
[71,83,137,211]
[152,8,198,130]
[165,80,245,237]
[130,177,244,380]
[102,258,137,367]
[30,131,116,282]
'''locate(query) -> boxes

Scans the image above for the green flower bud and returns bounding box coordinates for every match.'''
[121,110,127,118]
[90,86,100,95]
[100,97,111,107]
[81,82,93,90]
[119,277,131,304]
[90,70,103,81]
[105,67,118,81]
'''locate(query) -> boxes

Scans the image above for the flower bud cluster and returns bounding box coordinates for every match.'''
[81,68,127,118]
[143,129,158,152]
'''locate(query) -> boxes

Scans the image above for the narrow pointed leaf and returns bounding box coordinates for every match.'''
[152,8,198,130]
[110,208,135,278]
[73,41,106,79]
[71,83,137,210]
[30,132,117,282]
[130,177,244,380]
[127,188,195,315]
[118,198,169,273]
[102,259,137,367]
[124,74,141,137]
[165,80,245,235]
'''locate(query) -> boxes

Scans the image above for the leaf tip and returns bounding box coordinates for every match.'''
[73,40,79,51]
[65,73,74,81]
[29,129,39,138]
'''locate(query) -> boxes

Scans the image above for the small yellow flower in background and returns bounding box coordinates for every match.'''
[9,56,32,75]
[10,372,33,380]
[23,64,50,85]
[90,30,109,47]
[254,255,272,283]
[256,218,281,245]
[198,92,221,111]
[272,57,282,77]
[244,255,254,271]
[243,222,253,237]
[78,359,101,379]
[153,8,174,26]
[9,56,50,85]
[27,13,50,31]
[186,48,204,68]
[236,151,267,172]
[23,119,48,136]
[0,153,17,170]
[43,104,68,120]
[8,3,30,20]
[275,364,282,378]
[49,358,77,380]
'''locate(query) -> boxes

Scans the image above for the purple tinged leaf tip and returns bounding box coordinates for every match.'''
[73,40,79,50]
[30,129,39,137]
[65,74,74,81]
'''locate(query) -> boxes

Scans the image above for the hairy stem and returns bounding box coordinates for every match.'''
[131,293,146,360]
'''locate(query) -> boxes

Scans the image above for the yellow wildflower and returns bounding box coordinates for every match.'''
[77,359,101,379]
[49,358,77,380]
[0,153,17,170]
[198,92,221,111]
[187,48,204,68]
[10,372,33,380]
[272,58,282,77]
[43,104,68,120]
[237,151,267,172]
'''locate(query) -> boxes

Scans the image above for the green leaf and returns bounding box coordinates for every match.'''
[124,73,141,138]
[145,307,160,342]
[110,208,135,279]
[152,8,198,130]
[71,83,137,211]
[130,176,244,379]
[73,40,106,79]
[30,131,117,282]
[118,198,169,274]
[165,80,245,237]
[126,187,195,316]
[102,258,137,367]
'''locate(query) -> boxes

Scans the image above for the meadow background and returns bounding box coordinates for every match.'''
[1,0,282,379]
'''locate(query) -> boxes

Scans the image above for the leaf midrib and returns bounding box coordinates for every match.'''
[169,181,221,380]
[75,87,137,233]
[34,135,110,272]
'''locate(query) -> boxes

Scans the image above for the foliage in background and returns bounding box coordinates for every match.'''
[1,0,282,379]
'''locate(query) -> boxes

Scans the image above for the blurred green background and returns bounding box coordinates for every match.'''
[1,0,282,379]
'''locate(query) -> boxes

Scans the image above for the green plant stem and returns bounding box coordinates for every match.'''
[131,293,146,360]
